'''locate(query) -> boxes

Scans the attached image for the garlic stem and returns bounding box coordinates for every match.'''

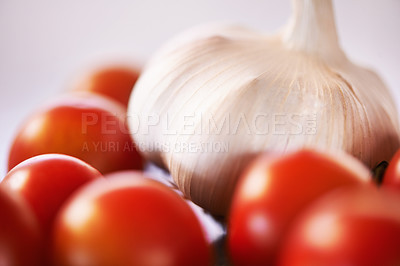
[283,0,345,63]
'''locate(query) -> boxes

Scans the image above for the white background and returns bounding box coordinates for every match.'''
[0,0,399,176]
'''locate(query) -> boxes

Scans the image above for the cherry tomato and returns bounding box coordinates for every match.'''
[8,92,143,174]
[104,169,178,192]
[382,149,400,190]
[53,173,213,266]
[278,186,400,265]
[73,65,140,108]
[2,154,102,236]
[104,169,226,244]
[0,185,43,266]
[227,149,371,266]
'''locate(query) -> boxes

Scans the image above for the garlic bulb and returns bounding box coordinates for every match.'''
[128,0,400,215]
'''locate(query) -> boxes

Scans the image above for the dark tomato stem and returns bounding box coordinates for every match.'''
[372,161,389,186]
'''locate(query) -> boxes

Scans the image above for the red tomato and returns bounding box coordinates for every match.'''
[104,170,226,244]
[2,154,102,236]
[53,173,213,266]
[103,169,178,192]
[0,186,43,266]
[8,92,143,174]
[227,149,371,266]
[382,149,400,190]
[278,186,400,265]
[73,65,140,108]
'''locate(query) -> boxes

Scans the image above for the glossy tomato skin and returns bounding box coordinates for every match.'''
[2,154,102,236]
[278,186,400,265]
[0,186,43,266]
[8,93,143,174]
[73,66,140,107]
[53,173,213,266]
[104,170,226,244]
[382,149,400,190]
[227,149,371,266]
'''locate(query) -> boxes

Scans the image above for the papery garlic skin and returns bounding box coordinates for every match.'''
[128,0,400,215]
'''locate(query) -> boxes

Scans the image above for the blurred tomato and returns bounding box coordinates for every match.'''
[8,93,143,174]
[382,149,400,190]
[0,186,43,266]
[2,154,102,236]
[104,169,178,192]
[278,186,400,265]
[73,65,140,107]
[227,149,371,266]
[53,173,213,266]
[104,170,226,244]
